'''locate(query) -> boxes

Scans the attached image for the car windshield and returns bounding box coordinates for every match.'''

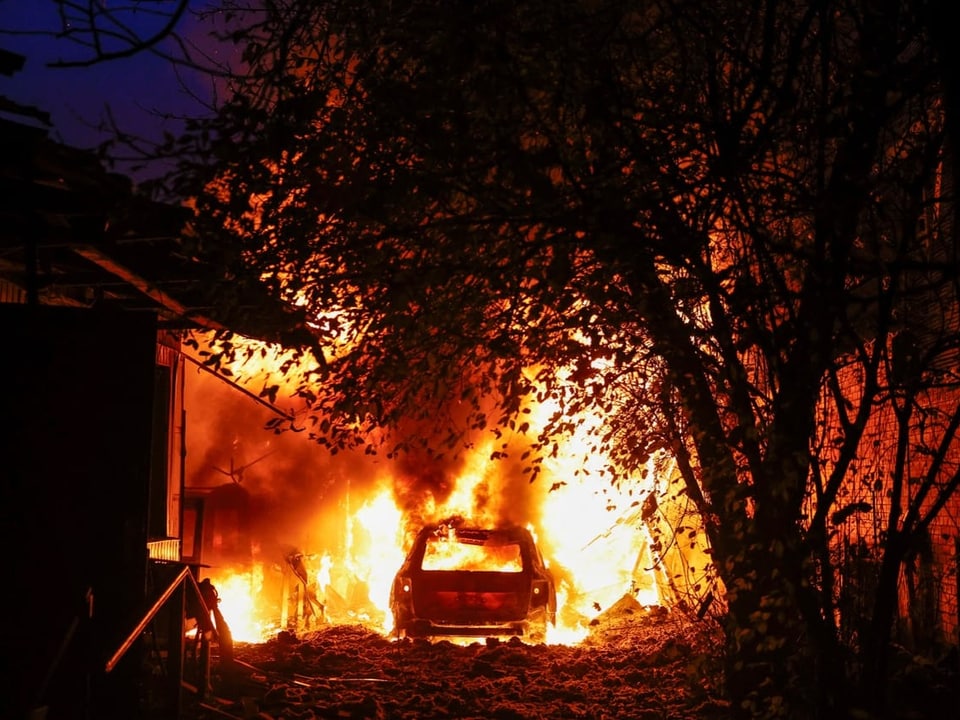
[421,534,524,572]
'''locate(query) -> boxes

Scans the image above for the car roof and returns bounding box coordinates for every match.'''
[419,524,534,543]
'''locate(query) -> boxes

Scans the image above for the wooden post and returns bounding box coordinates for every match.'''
[166,581,185,717]
[198,628,211,699]
[297,580,305,631]
[280,565,290,631]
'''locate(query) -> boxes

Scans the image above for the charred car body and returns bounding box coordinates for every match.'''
[390,521,557,641]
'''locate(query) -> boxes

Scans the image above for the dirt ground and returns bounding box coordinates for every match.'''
[191,601,729,720]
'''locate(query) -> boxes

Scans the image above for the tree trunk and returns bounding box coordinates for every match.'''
[860,533,904,715]
[720,536,848,719]
[723,548,806,718]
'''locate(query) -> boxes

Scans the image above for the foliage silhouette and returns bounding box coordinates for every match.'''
[35,1,960,718]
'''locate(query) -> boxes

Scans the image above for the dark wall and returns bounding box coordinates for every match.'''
[0,305,157,720]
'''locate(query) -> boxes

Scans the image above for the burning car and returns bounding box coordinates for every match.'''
[389,520,557,642]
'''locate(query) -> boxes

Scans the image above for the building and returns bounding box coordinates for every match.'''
[0,48,308,719]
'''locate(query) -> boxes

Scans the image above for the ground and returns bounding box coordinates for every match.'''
[189,601,730,720]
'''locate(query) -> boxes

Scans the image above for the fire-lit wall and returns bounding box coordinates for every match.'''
[151,335,185,549]
[814,355,960,650]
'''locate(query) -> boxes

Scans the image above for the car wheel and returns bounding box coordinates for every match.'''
[391,606,408,639]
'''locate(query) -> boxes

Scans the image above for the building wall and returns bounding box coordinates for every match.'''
[820,361,960,650]
[152,336,185,550]
[0,305,159,720]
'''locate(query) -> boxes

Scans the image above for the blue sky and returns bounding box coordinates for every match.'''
[0,1,214,150]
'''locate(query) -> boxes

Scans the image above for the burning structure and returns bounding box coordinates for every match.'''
[173,341,703,646]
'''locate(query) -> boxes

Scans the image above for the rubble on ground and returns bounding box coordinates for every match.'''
[189,605,728,720]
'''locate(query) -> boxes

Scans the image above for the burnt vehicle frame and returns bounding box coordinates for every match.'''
[389,521,557,642]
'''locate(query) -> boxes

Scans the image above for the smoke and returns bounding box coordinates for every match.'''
[183,363,380,560]
[183,353,554,571]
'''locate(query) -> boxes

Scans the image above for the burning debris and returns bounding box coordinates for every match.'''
[282,549,325,627]
[186,578,234,664]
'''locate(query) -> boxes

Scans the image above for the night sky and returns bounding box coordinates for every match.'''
[0,1,213,153]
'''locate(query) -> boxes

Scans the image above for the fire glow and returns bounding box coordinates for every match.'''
[187,332,665,646]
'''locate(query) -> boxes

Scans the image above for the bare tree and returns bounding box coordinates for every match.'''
[0,1,191,67]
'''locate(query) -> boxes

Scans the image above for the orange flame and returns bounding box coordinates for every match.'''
[184,332,667,646]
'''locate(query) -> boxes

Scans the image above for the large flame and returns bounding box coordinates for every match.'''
[185,331,666,646]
